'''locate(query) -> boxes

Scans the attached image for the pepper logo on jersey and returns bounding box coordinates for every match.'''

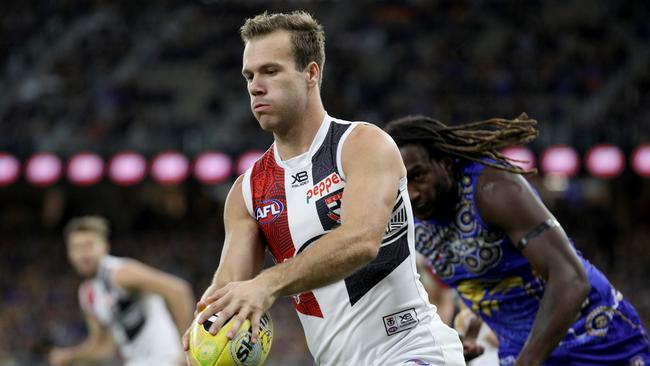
[256,199,284,224]
[306,172,344,203]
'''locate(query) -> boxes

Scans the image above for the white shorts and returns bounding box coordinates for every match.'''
[370,316,465,366]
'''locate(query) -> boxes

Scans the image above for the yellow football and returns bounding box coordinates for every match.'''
[188,311,273,366]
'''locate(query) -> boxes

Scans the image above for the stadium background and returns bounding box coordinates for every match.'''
[1,0,649,364]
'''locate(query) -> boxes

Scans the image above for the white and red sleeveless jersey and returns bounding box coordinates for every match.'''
[242,114,461,365]
[78,256,182,365]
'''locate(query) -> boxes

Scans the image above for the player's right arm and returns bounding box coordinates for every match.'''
[182,175,266,349]
[201,174,266,304]
[48,312,115,366]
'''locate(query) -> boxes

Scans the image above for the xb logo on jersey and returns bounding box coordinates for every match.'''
[291,171,309,188]
[256,199,284,224]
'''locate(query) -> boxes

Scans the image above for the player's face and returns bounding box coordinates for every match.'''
[67,231,108,277]
[242,30,309,132]
[400,144,454,220]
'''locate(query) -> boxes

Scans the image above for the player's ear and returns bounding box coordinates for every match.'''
[306,61,320,88]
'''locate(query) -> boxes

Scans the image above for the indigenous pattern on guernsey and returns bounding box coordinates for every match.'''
[241,114,461,366]
[415,160,650,365]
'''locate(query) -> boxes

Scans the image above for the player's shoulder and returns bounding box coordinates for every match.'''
[476,166,527,203]
[232,173,245,189]
[229,173,249,202]
[101,255,136,277]
[347,120,386,137]
[324,115,395,151]
[110,256,144,280]
[475,166,535,224]
[102,254,125,266]
[88,255,125,281]
[344,122,399,154]
[224,173,256,219]
[340,122,404,177]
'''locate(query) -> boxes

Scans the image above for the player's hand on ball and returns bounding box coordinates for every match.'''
[197,277,277,344]
[195,283,220,316]
[186,307,274,366]
[184,283,220,353]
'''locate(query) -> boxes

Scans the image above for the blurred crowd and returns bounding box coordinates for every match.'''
[1,0,648,158]
[1,0,649,365]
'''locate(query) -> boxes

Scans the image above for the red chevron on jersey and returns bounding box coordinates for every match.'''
[293,292,323,319]
[250,147,323,318]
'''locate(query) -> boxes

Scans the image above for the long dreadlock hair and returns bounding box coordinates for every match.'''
[384,113,539,175]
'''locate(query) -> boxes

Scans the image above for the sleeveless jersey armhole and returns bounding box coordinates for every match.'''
[101,256,129,296]
[336,122,365,182]
[242,168,255,218]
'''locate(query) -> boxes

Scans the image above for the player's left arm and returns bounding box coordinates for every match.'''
[114,260,195,337]
[200,124,405,342]
[475,168,590,366]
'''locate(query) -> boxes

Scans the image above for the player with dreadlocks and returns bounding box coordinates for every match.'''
[385,114,650,366]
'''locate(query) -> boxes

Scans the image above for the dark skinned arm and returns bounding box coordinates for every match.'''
[475,168,590,366]
[454,306,486,361]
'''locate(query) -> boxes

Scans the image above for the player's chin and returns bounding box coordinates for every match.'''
[413,205,434,220]
[256,114,279,132]
[72,263,92,276]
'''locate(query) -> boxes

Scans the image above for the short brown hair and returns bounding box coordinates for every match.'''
[64,215,110,242]
[240,11,326,82]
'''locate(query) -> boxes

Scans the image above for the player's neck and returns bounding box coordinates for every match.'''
[273,102,325,161]
[80,266,100,279]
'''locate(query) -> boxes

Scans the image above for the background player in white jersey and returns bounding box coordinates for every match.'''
[49,216,194,366]
[183,10,464,366]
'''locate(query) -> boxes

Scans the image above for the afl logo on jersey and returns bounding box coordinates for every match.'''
[256,199,284,224]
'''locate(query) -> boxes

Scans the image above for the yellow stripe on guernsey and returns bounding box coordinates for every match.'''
[456,276,525,317]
